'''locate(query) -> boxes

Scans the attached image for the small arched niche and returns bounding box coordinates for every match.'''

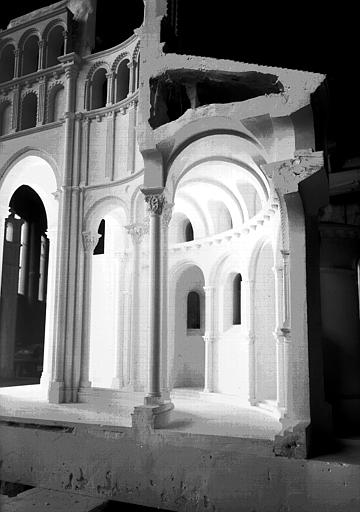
[46,25,65,67]
[47,85,64,122]
[21,93,37,130]
[116,60,130,102]
[91,68,107,109]
[0,102,12,136]
[172,264,205,388]
[21,35,39,76]
[0,44,15,83]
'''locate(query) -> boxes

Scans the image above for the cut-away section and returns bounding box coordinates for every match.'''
[149,69,280,128]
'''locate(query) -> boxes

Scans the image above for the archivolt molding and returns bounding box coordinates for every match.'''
[0,147,61,190]
[42,19,67,41]
[47,80,64,97]
[83,194,129,232]
[20,88,38,101]
[18,28,41,49]
[0,39,17,57]
[132,40,140,62]
[86,61,110,81]
[111,52,130,73]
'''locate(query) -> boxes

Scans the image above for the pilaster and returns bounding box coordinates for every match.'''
[202,285,216,393]
[262,150,325,457]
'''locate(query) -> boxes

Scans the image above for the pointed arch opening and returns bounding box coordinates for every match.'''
[47,85,64,122]
[171,264,205,389]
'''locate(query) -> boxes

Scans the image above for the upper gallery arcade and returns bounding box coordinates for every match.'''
[0,0,336,459]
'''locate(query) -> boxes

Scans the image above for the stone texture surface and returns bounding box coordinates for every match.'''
[0,421,360,512]
[0,487,108,512]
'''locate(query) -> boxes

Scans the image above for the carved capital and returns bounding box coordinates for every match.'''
[82,231,100,253]
[64,65,78,81]
[202,333,216,343]
[145,194,165,215]
[126,222,147,244]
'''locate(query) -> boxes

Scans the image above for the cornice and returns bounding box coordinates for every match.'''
[84,33,139,62]
[0,120,64,141]
[2,2,68,36]
[83,91,139,119]
[81,168,144,191]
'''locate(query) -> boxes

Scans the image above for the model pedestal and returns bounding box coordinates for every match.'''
[132,400,174,430]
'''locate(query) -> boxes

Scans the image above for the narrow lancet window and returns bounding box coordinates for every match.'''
[233,273,242,325]
[187,290,200,329]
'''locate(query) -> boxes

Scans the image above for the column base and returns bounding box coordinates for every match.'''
[132,401,174,430]
[274,420,310,459]
[48,381,64,404]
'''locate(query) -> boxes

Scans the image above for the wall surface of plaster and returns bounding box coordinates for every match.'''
[0,422,359,512]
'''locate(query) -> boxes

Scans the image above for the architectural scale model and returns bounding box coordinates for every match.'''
[0,2,357,511]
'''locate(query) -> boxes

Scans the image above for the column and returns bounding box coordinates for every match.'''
[242,278,256,404]
[84,79,90,110]
[112,251,129,389]
[280,249,292,417]
[40,226,57,389]
[272,263,286,410]
[106,71,115,106]
[126,222,147,389]
[127,60,135,95]
[143,192,165,403]
[161,202,173,399]
[11,84,20,132]
[14,49,21,78]
[79,231,99,388]
[203,286,215,393]
[0,214,23,378]
[38,40,46,70]
[126,99,137,174]
[37,76,47,125]
[63,30,69,55]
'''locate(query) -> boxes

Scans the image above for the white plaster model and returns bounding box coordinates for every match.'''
[0,0,328,456]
